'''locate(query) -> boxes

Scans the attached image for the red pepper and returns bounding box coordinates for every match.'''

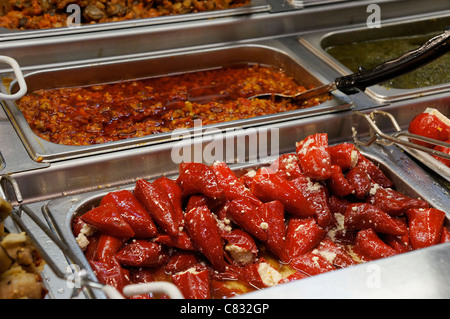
[269,153,303,180]
[256,200,288,262]
[96,234,127,265]
[290,251,336,276]
[366,186,429,216]
[129,268,154,284]
[316,237,357,268]
[406,208,446,250]
[177,162,224,200]
[230,259,281,289]
[326,164,355,197]
[101,190,158,238]
[345,166,371,199]
[153,176,185,227]
[353,228,397,261]
[185,194,223,213]
[81,202,135,238]
[384,223,411,254]
[172,268,211,299]
[134,179,180,237]
[355,153,393,188]
[165,251,200,274]
[226,198,268,242]
[432,141,450,167]
[440,227,450,243]
[290,174,332,228]
[115,240,168,268]
[344,203,406,236]
[286,217,326,259]
[211,161,262,206]
[328,195,351,215]
[295,133,332,181]
[89,259,130,293]
[408,111,450,148]
[84,234,100,262]
[328,143,358,171]
[222,229,258,266]
[154,231,196,251]
[251,167,316,218]
[184,205,226,272]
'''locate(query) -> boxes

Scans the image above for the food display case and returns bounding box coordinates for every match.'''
[0,0,449,300]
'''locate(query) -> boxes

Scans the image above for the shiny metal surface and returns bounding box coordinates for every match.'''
[299,12,450,102]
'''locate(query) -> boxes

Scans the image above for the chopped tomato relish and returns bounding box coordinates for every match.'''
[17,64,330,146]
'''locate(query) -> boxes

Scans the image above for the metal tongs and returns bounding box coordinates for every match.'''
[251,29,450,102]
[352,110,450,161]
[0,175,183,299]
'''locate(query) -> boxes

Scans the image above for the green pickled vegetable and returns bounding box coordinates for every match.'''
[325,32,450,89]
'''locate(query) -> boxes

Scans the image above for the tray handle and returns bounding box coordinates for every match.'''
[0,56,27,100]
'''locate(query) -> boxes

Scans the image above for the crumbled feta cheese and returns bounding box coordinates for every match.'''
[225,244,255,265]
[245,169,257,178]
[260,222,269,230]
[257,262,282,287]
[350,149,358,168]
[76,224,95,251]
[327,213,345,241]
[297,137,315,156]
[177,266,202,276]
[306,177,323,192]
[369,183,380,196]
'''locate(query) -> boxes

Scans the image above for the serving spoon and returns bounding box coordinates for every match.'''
[250,29,450,102]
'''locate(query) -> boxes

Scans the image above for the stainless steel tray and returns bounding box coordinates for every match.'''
[2,41,352,163]
[0,0,270,40]
[41,137,450,299]
[298,12,450,103]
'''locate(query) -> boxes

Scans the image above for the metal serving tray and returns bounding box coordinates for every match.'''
[2,41,352,163]
[299,13,450,103]
[0,0,270,40]
[41,133,450,299]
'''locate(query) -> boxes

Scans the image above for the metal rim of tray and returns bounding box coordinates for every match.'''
[37,142,450,299]
[1,41,353,163]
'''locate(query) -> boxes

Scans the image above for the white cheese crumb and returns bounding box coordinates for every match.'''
[369,183,380,196]
[327,213,345,242]
[350,149,358,168]
[260,222,269,230]
[306,177,322,192]
[257,262,282,287]
[225,244,254,265]
[177,266,203,276]
[297,137,315,156]
[76,224,95,251]
[245,169,257,178]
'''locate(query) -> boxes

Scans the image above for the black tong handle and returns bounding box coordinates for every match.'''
[335,29,450,95]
